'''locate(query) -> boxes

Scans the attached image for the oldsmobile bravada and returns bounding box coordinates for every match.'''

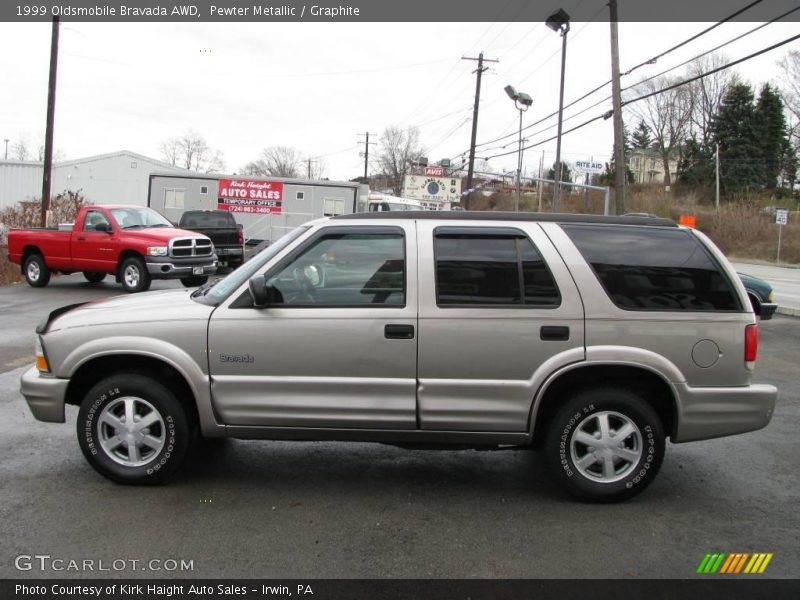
[21,212,777,502]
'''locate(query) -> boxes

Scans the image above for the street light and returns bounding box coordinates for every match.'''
[505,85,533,212]
[546,8,570,212]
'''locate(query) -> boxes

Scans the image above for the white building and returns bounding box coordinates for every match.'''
[0,150,190,210]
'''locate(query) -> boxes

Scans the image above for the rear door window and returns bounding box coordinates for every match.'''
[562,225,741,311]
[434,228,561,307]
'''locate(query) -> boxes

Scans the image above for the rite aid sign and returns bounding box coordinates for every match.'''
[575,160,604,173]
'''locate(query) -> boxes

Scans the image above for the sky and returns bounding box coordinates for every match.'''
[1,9,798,183]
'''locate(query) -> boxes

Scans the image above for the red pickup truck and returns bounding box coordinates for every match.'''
[7,205,218,293]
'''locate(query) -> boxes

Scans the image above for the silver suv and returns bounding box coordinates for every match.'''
[20,212,777,502]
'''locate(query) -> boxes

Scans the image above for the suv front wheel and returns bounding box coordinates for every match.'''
[545,387,665,502]
[77,373,191,484]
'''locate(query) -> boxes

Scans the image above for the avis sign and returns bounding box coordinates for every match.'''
[425,166,445,177]
[575,160,604,173]
[218,179,283,214]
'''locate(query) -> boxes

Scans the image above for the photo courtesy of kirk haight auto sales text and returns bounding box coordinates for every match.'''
[15,584,314,596]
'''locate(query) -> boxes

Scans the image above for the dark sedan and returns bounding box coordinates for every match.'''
[740,272,778,320]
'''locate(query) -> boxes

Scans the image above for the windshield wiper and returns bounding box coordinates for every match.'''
[191,277,223,298]
[122,224,145,229]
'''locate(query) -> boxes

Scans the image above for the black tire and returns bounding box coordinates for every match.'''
[23,253,51,287]
[119,256,151,293]
[544,387,665,503]
[180,275,209,288]
[77,373,192,485]
[228,259,244,271]
[83,271,106,283]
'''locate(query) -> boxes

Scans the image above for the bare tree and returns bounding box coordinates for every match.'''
[778,50,800,142]
[12,139,31,160]
[160,130,226,173]
[374,126,424,196]
[241,146,303,178]
[628,75,694,186]
[686,53,739,146]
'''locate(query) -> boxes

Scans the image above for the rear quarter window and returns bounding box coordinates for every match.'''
[562,225,741,312]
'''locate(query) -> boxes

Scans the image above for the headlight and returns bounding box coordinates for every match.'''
[768,290,774,302]
[35,335,50,373]
[147,246,168,256]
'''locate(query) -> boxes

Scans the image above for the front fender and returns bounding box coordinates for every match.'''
[59,336,222,436]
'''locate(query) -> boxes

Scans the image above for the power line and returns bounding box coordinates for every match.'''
[622,4,800,92]
[484,31,800,161]
[460,0,772,157]
[621,32,800,108]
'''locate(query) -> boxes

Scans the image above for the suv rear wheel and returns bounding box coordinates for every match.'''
[77,373,192,484]
[545,387,665,502]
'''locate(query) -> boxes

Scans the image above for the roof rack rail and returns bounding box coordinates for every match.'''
[333,211,678,227]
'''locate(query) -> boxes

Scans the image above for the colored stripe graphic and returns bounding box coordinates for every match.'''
[720,553,736,574]
[698,552,773,575]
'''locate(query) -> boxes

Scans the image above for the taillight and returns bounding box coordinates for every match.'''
[744,323,758,366]
[238,228,244,245]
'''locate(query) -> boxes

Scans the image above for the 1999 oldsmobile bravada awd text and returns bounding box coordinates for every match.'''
[20,212,777,502]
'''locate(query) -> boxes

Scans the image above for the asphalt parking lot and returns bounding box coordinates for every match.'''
[0,274,798,579]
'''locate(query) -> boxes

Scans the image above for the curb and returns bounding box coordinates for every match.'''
[776,306,800,318]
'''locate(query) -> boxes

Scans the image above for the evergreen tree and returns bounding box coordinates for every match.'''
[711,83,761,192]
[548,161,572,183]
[755,84,789,189]
[631,120,652,149]
[600,124,634,185]
[678,135,714,186]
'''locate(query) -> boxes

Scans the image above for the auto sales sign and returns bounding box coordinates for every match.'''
[218,179,283,214]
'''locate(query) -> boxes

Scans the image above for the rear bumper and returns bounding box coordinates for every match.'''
[145,256,218,279]
[20,366,68,423]
[673,382,777,442]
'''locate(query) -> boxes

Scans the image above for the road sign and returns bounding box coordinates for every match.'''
[574,160,604,173]
[776,209,789,226]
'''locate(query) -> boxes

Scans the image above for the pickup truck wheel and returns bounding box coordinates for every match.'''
[77,374,191,485]
[83,271,106,283]
[544,388,665,503]
[180,276,208,288]
[24,254,51,287]
[120,257,151,293]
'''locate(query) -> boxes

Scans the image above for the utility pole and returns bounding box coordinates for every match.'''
[715,143,720,211]
[609,0,626,215]
[305,158,317,179]
[41,17,60,227]
[357,132,376,181]
[3,139,8,160]
[462,52,498,210]
[538,151,544,213]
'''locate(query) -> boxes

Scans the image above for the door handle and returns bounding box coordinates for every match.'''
[385,324,414,339]
[540,326,570,341]
[77,236,86,241]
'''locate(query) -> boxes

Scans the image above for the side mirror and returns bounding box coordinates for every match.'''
[248,275,283,308]
[248,275,268,308]
[96,222,112,233]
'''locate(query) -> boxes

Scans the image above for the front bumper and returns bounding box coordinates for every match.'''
[20,366,68,423]
[673,382,777,442]
[759,302,778,320]
[145,255,218,279]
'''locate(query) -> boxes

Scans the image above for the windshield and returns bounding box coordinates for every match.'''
[194,226,310,306]
[110,207,173,229]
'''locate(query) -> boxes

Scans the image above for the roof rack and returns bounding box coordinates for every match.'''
[333,211,678,227]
